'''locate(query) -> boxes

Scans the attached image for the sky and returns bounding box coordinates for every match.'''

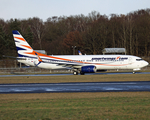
[0,0,150,21]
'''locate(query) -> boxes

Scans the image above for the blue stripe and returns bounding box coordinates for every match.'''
[17,54,36,59]
[16,47,26,51]
[36,62,42,66]
[15,40,19,43]
[16,47,28,57]
[18,53,24,57]
[12,30,20,35]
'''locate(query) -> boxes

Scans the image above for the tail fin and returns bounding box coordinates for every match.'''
[12,30,33,57]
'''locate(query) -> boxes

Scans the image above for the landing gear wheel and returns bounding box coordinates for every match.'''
[80,72,85,75]
[73,71,78,75]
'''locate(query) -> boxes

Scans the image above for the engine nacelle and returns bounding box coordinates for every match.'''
[81,66,96,73]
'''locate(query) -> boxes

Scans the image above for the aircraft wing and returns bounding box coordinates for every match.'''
[34,52,90,69]
[42,60,84,68]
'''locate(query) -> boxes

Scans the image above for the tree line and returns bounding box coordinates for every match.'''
[0,9,150,59]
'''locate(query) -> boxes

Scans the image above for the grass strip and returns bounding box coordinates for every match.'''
[0,74,150,84]
[0,92,150,120]
[0,74,150,119]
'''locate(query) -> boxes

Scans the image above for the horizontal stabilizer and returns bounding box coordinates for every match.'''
[2,55,26,60]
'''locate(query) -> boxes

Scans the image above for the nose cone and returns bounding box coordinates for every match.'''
[144,61,149,67]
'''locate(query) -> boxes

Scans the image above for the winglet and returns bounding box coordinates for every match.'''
[78,50,82,55]
[34,52,43,66]
[35,52,43,62]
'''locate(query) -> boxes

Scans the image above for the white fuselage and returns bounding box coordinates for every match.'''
[18,54,149,71]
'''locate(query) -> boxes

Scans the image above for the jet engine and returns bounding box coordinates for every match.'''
[81,66,96,73]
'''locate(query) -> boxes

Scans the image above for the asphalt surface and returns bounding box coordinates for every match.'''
[0,81,150,93]
[0,72,149,93]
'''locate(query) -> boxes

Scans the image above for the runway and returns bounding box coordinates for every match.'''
[0,81,150,93]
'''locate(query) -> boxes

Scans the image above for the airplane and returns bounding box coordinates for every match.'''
[11,30,149,75]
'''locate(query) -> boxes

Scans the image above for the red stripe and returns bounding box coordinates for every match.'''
[24,51,130,66]
[14,37,26,42]
[21,45,32,49]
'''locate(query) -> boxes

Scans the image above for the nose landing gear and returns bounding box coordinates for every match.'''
[73,71,78,75]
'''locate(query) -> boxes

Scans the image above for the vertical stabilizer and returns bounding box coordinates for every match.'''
[12,30,33,57]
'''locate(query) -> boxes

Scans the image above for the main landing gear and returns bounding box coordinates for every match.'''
[133,71,135,74]
[80,71,85,75]
[73,71,85,75]
[73,71,78,75]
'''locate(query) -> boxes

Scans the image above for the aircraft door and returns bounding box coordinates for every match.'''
[128,57,132,64]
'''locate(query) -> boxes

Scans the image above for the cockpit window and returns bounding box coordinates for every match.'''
[136,59,143,61]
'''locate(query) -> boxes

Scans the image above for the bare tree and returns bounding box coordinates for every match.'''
[28,17,45,49]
